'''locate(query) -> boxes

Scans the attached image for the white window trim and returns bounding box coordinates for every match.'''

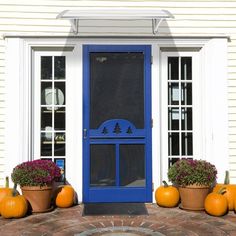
[34,51,70,160]
[160,51,201,181]
[5,37,228,202]
[157,38,228,184]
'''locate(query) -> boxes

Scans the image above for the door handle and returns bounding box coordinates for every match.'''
[83,129,87,139]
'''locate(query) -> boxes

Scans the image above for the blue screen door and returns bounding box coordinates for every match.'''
[83,45,152,203]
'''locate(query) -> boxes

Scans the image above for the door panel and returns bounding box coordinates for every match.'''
[90,144,116,187]
[90,52,144,129]
[83,45,152,203]
[119,144,145,187]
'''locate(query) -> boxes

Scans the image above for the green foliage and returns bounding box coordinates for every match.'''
[11,159,61,187]
[168,159,217,187]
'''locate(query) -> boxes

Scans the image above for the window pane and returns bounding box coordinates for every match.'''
[90,52,144,129]
[181,83,192,105]
[120,144,145,187]
[54,56,65,80]
[41,56,52,80]
[168,57,179,80]
[41,82,52,105]
[41,133,52,156]
[182,133,193,155]
[181,108,192,130]
[90,145,116,187]
[41,108,52,130]
[54,133,65,156]
[54,108,65,130]
[181,57,192,81]
[54,82,65,106]
[168,108,179,130]
[168,83,179,105]
[168,132,179,156]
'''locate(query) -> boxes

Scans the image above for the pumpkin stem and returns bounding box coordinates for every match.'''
[12,183,18,197]
[5,176,9,188]
[218,187,227,195]
[162,180,169,188]
[224,170,230,185]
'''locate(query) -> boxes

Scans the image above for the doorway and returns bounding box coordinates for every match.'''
[83,45,152,202]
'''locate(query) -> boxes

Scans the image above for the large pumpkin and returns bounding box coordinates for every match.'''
[155,181,180,208]
[0,177,19,215]
[55,185,75,208]
[1,184,28,219]
[204,188,228,216]
[213,171,236,210]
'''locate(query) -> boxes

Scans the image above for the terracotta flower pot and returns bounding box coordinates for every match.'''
[178,184,210,211]
[21,185,53,213]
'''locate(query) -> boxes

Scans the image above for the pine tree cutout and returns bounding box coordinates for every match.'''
[126,126,133,134]
[113,123,121,134]
[102,127,108,134]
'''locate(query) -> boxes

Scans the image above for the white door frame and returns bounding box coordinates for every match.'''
[5,37,228,201]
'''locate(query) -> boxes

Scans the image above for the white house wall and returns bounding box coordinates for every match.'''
[0,0,236,185]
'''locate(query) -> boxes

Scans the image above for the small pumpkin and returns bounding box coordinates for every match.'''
[55,185,75,208]
[155,181,180,208]
[1,184,28,219]
[213,171,236,210]
[204,187,228,217]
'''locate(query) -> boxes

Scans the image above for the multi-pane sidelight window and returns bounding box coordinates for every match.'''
[40,56,66,159]
[168,57,193,167]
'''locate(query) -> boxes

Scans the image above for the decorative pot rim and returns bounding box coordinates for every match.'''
[178,184,210,189]
[21,185,52,191]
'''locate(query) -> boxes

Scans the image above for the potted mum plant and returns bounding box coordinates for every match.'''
[11,159,61,213]
[168,158,217,211]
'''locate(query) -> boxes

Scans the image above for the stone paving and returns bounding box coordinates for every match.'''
[1,204,236,235]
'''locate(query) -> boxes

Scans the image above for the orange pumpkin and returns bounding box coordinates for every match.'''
[205,188,228,216]
[1,184,28,219]
[55,185,75,208]
[155,181,180,208]
[213,171,236,210]
[0,177,19,215]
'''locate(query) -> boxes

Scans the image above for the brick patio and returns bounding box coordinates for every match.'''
[1,204,236,235]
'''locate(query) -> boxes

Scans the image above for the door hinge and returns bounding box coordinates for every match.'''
[151,56,153,64]
[152,183,154,192]
[151,118,153,128]
[83,129,87,139]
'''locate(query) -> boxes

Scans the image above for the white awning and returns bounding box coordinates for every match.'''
[57,7,174,35]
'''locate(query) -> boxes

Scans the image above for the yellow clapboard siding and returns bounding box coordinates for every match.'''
[229,163,236,170]
[228,74,236,80]
[229,150,236,157]
[2,0,236,8]
[229,127,236,135]
[0,0,236,182]
[229,107,236,113]
[228,60,236,67]
[229,142,236,149]
[229,156,236,164]
[228,93,236,100]
[2,18,236,28]
[0,4,236,15]
[0,60,5,67]
[229,134,236,142]
[228,80,236,87]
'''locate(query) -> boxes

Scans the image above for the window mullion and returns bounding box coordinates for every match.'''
[52,56,55,158]
[179,57,182,158]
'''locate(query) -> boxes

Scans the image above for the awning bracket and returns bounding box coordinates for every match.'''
[70,19,79,34]
[152,19,163,34]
